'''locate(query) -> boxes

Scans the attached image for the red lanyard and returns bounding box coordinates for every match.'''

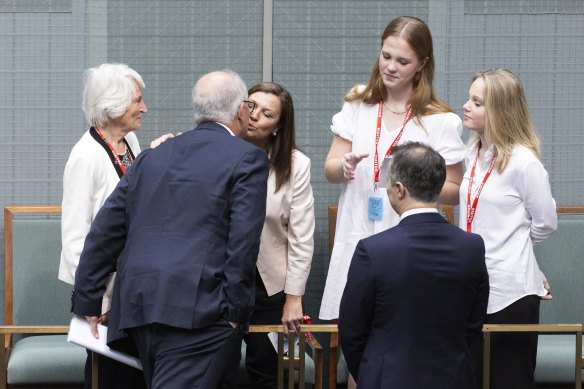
[94,127,133,174]
[466,143,496,232]
[373,101,412,187]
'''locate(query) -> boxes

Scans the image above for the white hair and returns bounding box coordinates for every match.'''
[192,69,248,126]
[82,63,145,127]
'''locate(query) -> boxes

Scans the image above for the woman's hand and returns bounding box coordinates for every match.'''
[281,294,304,334]
[150,133,177,148]
[341,152,369,180]
[325,135,369,183]
[541,271,552,300]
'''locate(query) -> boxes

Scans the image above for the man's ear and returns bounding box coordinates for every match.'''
[395,182,407,199]
[236,101,245,120]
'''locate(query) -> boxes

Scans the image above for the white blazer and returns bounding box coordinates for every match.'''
[256,150,315,297]
[59,130,140,313]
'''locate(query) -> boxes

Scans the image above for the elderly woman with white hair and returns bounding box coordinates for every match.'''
[59,63,147,389]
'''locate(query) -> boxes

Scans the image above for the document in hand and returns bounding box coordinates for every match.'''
[67,316,143,370]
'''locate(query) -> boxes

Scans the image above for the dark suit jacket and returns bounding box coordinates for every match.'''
[339,212,488,389]
[71,122,269,351]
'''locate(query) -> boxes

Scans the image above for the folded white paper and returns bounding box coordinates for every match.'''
[267,332,300,357]
[67,316,142,370]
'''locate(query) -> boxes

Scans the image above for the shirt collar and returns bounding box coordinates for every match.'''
[216,122,235,136]
[400,207,439,221]
[467,139,496,162]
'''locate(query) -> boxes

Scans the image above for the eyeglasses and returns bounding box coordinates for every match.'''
[243,100,256,114]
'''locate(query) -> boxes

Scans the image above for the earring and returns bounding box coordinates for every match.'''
[272,131,277,136]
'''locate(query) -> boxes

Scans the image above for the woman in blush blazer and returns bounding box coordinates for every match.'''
[242,82,315,389]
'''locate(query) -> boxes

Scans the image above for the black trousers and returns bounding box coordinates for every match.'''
[243,273,286,389]
[84,350,146,389]
[473,295,540,389]
[129,322,243,389]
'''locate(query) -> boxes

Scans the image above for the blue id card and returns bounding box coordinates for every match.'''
[368,194,383,221]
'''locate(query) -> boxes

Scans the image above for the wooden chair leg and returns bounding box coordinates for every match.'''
[329,325,338,389]
[298,333,306,389]
[575,331,582,389]
[91,351,99,389]
[313,342,323,389]
[482,332,490,389]
[0,334,6,389]
[287,333,295,389]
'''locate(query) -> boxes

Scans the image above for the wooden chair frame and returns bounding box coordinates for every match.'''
[482,206,584,389]
[0,205,97,389]
[482,324,582,389]
[249,324,335,389]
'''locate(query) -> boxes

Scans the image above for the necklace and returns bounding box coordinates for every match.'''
[383,102,407,115]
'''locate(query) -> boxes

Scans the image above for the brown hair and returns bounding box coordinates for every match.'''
[248,82,297,192]
[346,16,453,123]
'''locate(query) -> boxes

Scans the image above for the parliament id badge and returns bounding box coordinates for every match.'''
[368,190,383,221]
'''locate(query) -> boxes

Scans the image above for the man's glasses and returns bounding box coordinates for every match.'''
[243,100,256,114]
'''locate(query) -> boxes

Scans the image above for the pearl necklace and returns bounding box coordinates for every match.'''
[383,102,407,115]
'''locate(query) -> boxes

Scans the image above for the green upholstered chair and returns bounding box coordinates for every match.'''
[244,324,327,389]
[0,206,85,388]
[533,206,584,385]
[483,206,584,389]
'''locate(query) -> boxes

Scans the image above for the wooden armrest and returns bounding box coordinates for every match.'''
[483,323,582,333]
[0,325,69,334]
[0,326,70,350]
[248,324,338,333]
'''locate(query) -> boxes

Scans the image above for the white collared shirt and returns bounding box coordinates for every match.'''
[459,141,557,314]
[217,122,235,136]
[400,207,439,221]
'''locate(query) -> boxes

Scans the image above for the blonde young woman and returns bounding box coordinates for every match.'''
[319,16,465,388]
[461,68,556,388]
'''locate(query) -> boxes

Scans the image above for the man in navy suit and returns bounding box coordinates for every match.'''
[71,69,269,388]
[339,142,488,389]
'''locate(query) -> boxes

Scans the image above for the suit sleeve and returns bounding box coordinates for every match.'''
[222,147,269,323]
[466,234,488,346]
[338,240,375,382]
[70,160,136,316]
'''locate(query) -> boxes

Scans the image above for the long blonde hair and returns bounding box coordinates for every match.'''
[470,68,541,173]
[346,16,453,122]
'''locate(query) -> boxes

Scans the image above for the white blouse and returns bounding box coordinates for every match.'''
[459,141,557,314]
[319,96,465,320]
